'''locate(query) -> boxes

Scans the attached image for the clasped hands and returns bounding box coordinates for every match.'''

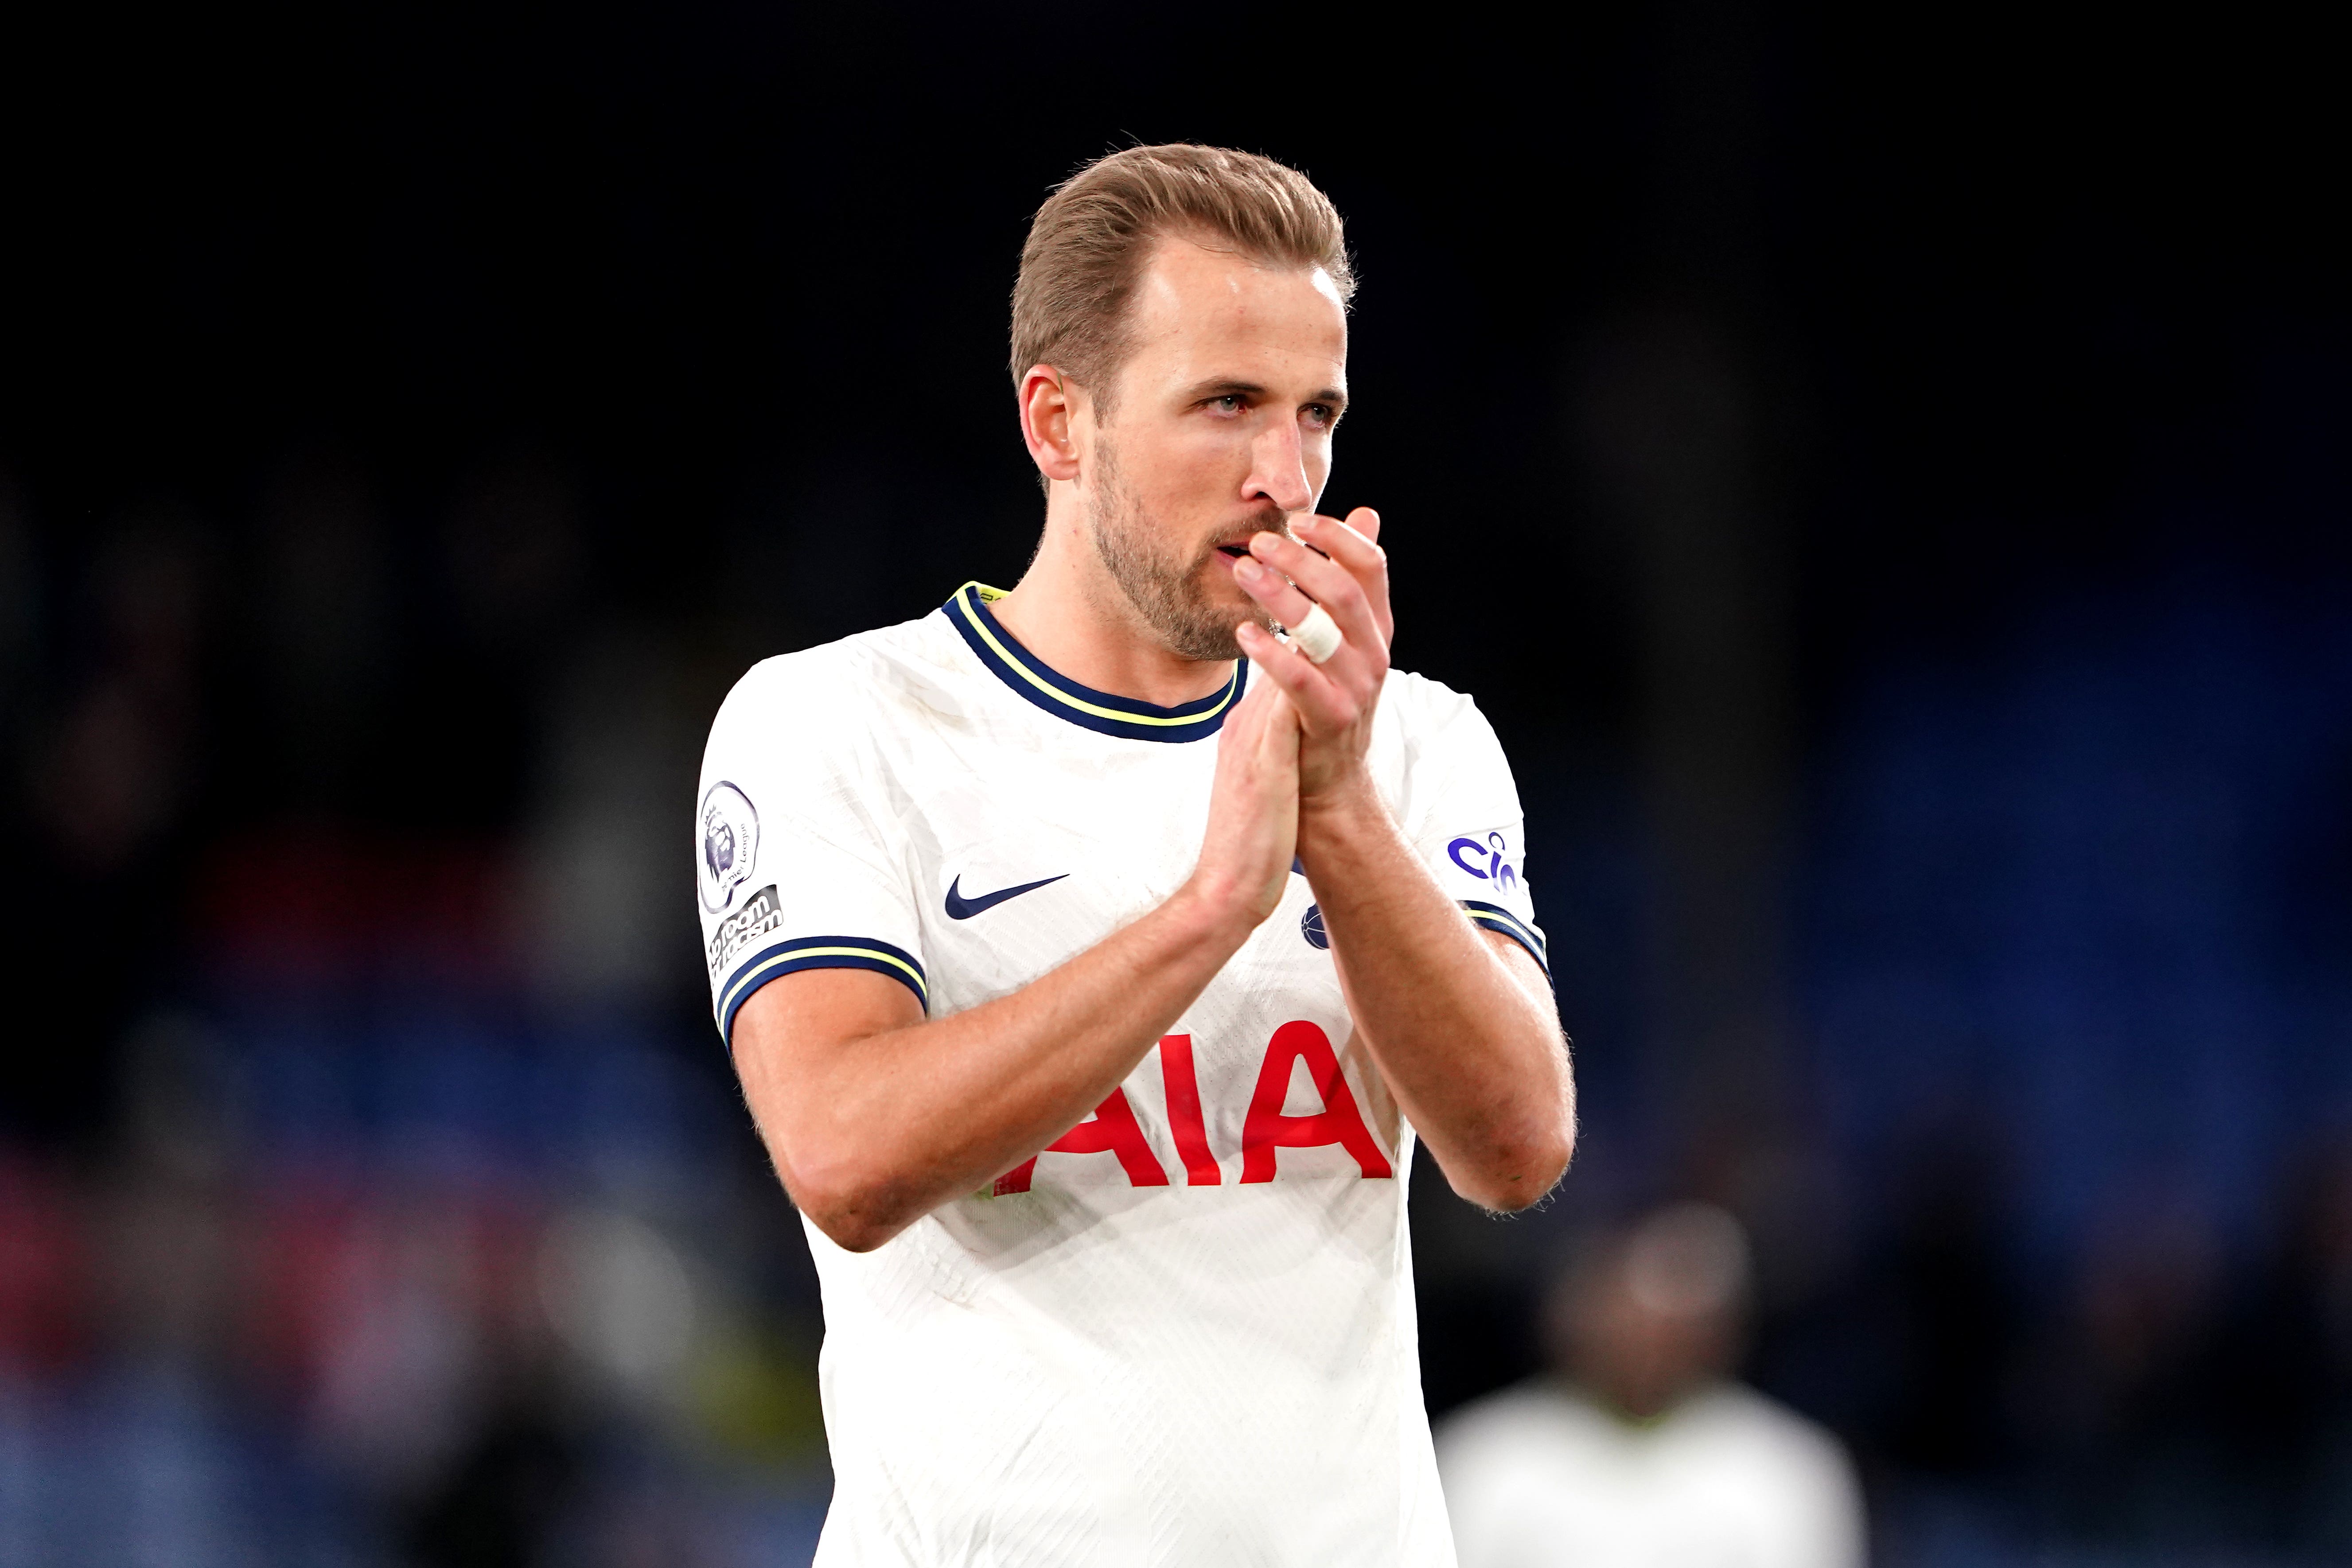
[1228,506,1392,810]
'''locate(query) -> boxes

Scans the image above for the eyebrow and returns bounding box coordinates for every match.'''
[1183,378,1350,415]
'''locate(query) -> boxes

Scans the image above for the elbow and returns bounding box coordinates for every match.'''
[809,1210,902,1255]
[777,1141,916,1254]
[1441,1012,1579,1214]
[800,1193,901,1254]
[1449,1116,1576,1215]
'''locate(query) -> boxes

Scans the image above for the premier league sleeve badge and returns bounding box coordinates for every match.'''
[697,781,761,912]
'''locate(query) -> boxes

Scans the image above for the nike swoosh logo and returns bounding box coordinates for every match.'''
[945,872,1068,920]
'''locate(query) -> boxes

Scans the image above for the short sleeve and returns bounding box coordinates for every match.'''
[695,658,928,1052]
[1395,680,1549,980]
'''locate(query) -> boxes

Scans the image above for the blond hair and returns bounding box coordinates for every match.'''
[1010,144,1353,416]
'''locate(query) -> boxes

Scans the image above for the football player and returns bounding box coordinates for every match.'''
[696,143,1573,1565]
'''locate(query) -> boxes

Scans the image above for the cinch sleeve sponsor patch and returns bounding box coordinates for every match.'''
[717,935,928,1049]
[1393,684,1550,982]
[1426,822,1539,926]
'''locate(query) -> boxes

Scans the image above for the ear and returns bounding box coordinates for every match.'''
[1018,365,1085,485]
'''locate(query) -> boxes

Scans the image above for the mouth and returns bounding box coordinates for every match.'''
[1211,517,1292,571]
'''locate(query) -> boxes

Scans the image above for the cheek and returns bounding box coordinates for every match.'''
[1300,420,1336,467]
[1141,427,1256,502]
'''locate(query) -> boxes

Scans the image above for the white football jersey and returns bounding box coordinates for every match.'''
[696,583,1548,1568]
[1437,1381,1867,1568]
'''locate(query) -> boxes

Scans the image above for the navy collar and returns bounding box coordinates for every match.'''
[942,582,1246,743]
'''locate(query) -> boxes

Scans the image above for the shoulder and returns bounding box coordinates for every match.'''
[716,611,960,723]
[1373,667,1516,809]
[1436,1381,1604,1467]
[699,610,975,843]
[1668,1385,1864,1560]
[1676,1383,1857,1483]
[706,610,967,758]
[1378,665,1484,731]
[1378,666,1505,758]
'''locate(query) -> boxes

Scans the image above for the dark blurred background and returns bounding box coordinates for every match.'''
[2,5,2346,1564]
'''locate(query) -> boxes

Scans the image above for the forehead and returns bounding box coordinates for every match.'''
[1124,235,1348,385]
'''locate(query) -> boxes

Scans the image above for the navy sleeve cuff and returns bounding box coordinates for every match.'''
[1460,900,1550,983]
[717,935,928,1052]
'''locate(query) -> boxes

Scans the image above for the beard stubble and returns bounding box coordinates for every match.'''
[1087,437,1283,663]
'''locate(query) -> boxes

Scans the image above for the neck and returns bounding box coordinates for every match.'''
[989,479,1234,709]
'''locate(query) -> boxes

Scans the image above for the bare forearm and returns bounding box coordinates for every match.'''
[1224,512,1572,1208]
[739,880,1254,1249]
[738,665,1304,1252]
[1300,786,1573,1210]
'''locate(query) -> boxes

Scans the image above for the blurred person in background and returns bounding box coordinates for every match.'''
[1438,1202,1864,1568]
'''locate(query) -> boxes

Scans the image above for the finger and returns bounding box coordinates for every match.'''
[1237,624,1358,734]
[1233,543,1378,704]
[1246,529,1385,658]
[1229,552,1319,632]
[1232,571,1363,702]
[1295,511,1392,644]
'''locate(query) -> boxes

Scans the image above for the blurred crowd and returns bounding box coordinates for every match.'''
[1412,568,2352,1565]
[1414,1118,2352,1565]
[6,444,2352,1568]
[6,0,2349,1556]
[0,466,830,1566]
[0,1023,831,1566]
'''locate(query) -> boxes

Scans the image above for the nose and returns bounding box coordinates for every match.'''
[1242,416,1312,515]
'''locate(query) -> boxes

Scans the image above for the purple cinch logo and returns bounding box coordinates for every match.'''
[1446,832,1519,892]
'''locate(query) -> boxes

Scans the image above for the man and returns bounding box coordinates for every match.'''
[1437,1204,1865,1568]
[696,143,1574,1564]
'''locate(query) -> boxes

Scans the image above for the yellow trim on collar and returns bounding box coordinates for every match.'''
[951,582,1242,730]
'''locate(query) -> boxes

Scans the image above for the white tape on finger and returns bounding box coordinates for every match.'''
[1288,603,1344,665]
